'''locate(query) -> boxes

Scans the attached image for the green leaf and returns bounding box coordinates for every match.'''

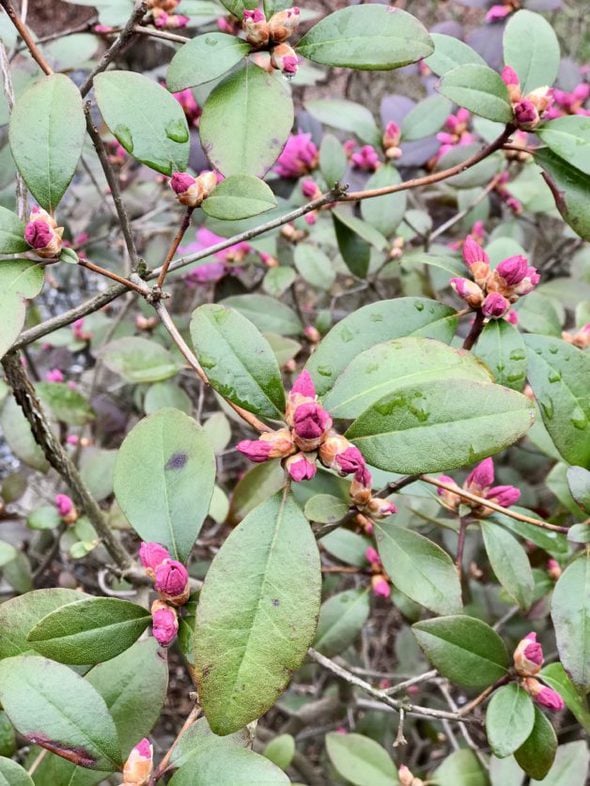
[515,706,557,780]
[474,318,527,391]
[567,466,590,514]
[486,684,535,758]
[481,521,534,609]
[200,64,293,177]
[346,379,534,474]
[489,756,524,786]
[94,71,189,176]
[0,206,28,253]
[36,382,94,426]
[86,639,168,756]
[401,94,452,141]
[263,267,296,298]
[167,33,251,91]
[190,304,285,419]
[27,597,151,665]
[0,260,44,361]
[304,494,348,525]
[314,588,371,657]
[413,615,509,689]
[319,133,347,186]
[293,245,336,291]
[530,741,589,786]
[144,380,192,415]
[323,336,491,419]
[216,0,258,17]
[99,337,180,383]
[425,33,486,77]
[306,297,459,397]
[534,147,590,241]
[551,554,590,691]
[219,294,302,336]
[114,408,215,562]
[540,663,590,734]
[9,74,85,210]
[202,175,276,220]
[439,64,513,123]
[0,588,84,659]
[169,746,289,786]
[0,655,121,771]
[169,716,249,770]
[433,749,488,786]
[503,10,560,94]
[296,6,433,71]
[227,460,286,525]
[305,99,380,146]
[321,529,369,568]
[375,521,462,615]
[332,209,387,278]
[0,758,34,786]
[524,334,590,467]
[263,734,295,770]
[360,165,407,237]
[538,116,590,176]
[325,732,398,786]
[195,491,321,735]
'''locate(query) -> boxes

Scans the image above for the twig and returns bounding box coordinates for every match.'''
[383,669,438,696]
[393,708,407,747]
[0,0,52,74]
[133,23,189,43]
[0,39,27,220]
[462,309,485,350]
[156,207,194,289]
[79,258,150,295]
[430,173,504,242]
[152,705,201,780]
[456,516,468,573]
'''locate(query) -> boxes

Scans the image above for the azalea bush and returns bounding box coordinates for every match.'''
[0,0,590,784]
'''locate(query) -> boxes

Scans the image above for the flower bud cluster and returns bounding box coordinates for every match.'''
[170,170,218,208]
[382,121,402,160]
[513,632,564,711]
[139,542,191,647]
[275,132,319,178]
[450,233,539,319]
[242,7,300,76]
[437,457,521,517]
[502,66,553,131]
[547,82,590,119]
[24,207,63,258]
[147,0,188,29]
[365,547,391,598]
[436,108,475,159]
[123,738,153,785]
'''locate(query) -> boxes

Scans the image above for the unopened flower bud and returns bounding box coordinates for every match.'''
[268,7,300,43]
[371,574,391,598]
[55,493,77,524]
[46,368,64,383]
[284,452,317,482]
[496,255,529,286]
[365,546,380,566]
[482,292,510,318]
[151,600,178,647]
[465,458,494,494]
[383,121,402,159]
[301,178,321,199]
[512,266,540,296]
[303,325,321,343]
[501,66,521,101]
[514,99,540,130]
[514,632,543,676]
[170,170,217,207]
[436,475,461,511]
[135,315,158,331]
[24,208,63,258]
[523,678,564,712]
[270,43,299,76]
[367,497,397,519]
[154,559,190,606]
[139,542,171,577]
[462,234,488,268]
[547,558,561,581]
[450,277,484,308]
[351,145,381,172]
[123,738,153,786]
[237,428,295,463]
[486,484,520,508]
[292,402,332,450]
[399,765,424,786]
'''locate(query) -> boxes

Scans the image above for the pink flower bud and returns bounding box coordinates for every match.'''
[270,43,298,76]
[237,439,272,462]
[365,546,380,566]
[154,559,190,605]
[123,738,153,786]
[301,178,320,199]
[45,368,64,383]
[333,445,367,481]
[351,145,381,172]
[151,600,178,647]
[268,7,300,43]
[465,458,494,493]
[25,220,53,249]
[486,484,521,508]
[485,4,513,22]
[450,277,484,308]
[275,133,319,178]
[291,369,316,398]
[55,493,74,517]
[24,211,63,258]
[285,453,317,482]
[170,172,196,194]
[436,475,462,511]
[496,255,529,285]
[547,559,561,580]
[382,121,401,150]
[72,318,91,342]
[237,428,295,463]
[512,266,540,296]
[482,292,510,318]
[371,574,391,598]
[462,235,489,267]
[524,678,564,712]
[293,402,332,443]
[514,99,539,129]
[367,497,397,519]
[502,66,520,87]
[513,632,543,676]
[139,542,171,574]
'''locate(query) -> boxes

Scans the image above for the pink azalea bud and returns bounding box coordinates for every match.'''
[513,632,543,676]
[237,439,272,462]
[24,211,63,258]
[365,546,380,566]
[293,402,332,444]
[505,310,519,325]
[301,178,320,199]
[371,574,391,598]
[351,145,381,172]
[66,434,79,445]
[382,121,401,150]
[304,325,321,343]
[367,497,397,519]
[512,266,540,296]
[242,8,269,46]
[462,235,489,268]
[55,493,74,517]
[139,542,171,574]
[514,99,540,129]
[465,458,495,494]
[485,4,513,22]
[151,600,178,647]
[237,428,295,463]
[45,368,64,383]
[275,133,319,178]
[482,292,511,318]
[25,220,53,249]
[486,484,521,508]
[524,678,564,712]
[334,446,368,483]
[437,475,462,511]
[154,559,190,606]
[285,452,317,482]
[450,277,484,308]
[547,558,561,580]
[268,7,300,43]
[502,66,520,87]
[123,738,153,786]
[291,369,316,398]
[170,171,196,195]
[496,255,529,285]
[270,43,298,76]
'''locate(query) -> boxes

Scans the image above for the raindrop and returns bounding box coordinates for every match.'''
[165,119,189,144]
[317,365,333,377]
[548,370,561,383]
[115,124,134,153]
[414,302,425,312]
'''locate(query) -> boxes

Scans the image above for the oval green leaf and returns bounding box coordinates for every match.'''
[314,589,371,658]
[219,294,302,336]
[0,260,44,362]
[413,615,509,689]
[27,597,151,665]
[202,174,276,220]
[481,521,534,609]
[325,732,397,786]
[114,408,216,562]
[9,74,85,210]
[296,6,433,70]
[551,554,590,691]
[530,741,589,786]
[195,491,321,735]
[401,94,452,141]
[0,206,28,254]
[538,116,590,176]
[534,147,590,241]
[169,746,289,786]
[200,63,293,177]
[486,684,535,758]
[99,337,181,383]
[167,33,251,91]
[515,706,558,780]
[360,165,407,237]
[0,758,33,786]
[190,304,285,419]
[425,33,486,77]
[94,71,190,175]
[439,64,513,123]
[474,318,527,391]
[503,10,560,94]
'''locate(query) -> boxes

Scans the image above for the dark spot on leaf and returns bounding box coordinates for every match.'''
[271,598,280,607]
[166,452,187,470]
[25,734,96,767]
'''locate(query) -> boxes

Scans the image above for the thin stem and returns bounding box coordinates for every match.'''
[422,475,569,533]
[383,669,439,696]
[152,705,201,781]
[458,676,510,717]
[456,516,468,573]
[0,0,53,74]
[79,258,150,296]
[156,207,194,289]
[462,309,485,350]
[133,23,189,43]
[430,173,504,242]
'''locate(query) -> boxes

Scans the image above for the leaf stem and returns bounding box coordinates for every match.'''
[0,0,53,75]
[156,206,195,290]
[462,309,486,350]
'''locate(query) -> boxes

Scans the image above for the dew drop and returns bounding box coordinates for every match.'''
[370,312,384,322]
[540,398,554,420]
[414,302,425,312]
[570,409,588,430]
[548,345,558,355]
[317,365,333,377]
[340,326,354,343]
[114,124,134,153]
[509,349,525,361]
[165,119,189,143]
[548,370,561,383]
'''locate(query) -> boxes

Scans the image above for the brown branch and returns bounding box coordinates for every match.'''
[151,705,201,781]
[156,207,195,289]
[462,309,485,351]
[133,23,189,43]
[79,258,150,296]
[0,0,53,75]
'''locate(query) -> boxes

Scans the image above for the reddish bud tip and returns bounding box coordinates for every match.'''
[170,172,196,194]
[501,66,520,87]
[465,457,495,493]
[237,439,273,463]
[55,493,74,517]
[285,453,317,482]
[462,235,489,267]
[139,542,171,572]
[496,255,529,285]
[486,484,521,508]
[482,292,511,318]
[123,737,153,785]
[290,369,316,398]
[151,601,178,647]
[154,559,190,605]
[514,632,544,676]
